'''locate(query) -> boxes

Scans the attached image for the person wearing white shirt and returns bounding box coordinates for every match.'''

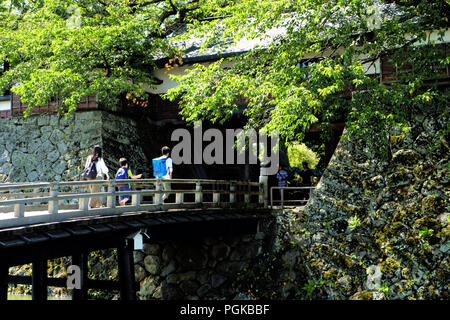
[84,145,110,208]
[154,146,173,201]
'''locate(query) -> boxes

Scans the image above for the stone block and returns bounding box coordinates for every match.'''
[196,284,211,297]
[175,246,208,270]
[180,280,200,295]
[135,265,146,282]
[143,243,160,256]
[211,243,231,261]
[143,255,161,275]
[166,274,178,284]
[161,260,177,277]
[139,277,158,298]
[211,274,227,288]
[178,271,196,281]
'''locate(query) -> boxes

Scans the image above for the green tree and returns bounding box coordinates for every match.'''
[0,0,201,117]
[165,0,450,160]
[1,0,448,160]
[287,143,319,169]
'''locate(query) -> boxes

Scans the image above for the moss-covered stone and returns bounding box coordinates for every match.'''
[413,217,440,230]
[413,164,433,180]
[323,268,337,280]
[438,226,450,239]
[421,195,442,215]
[350,290,376,300]
[379,257,401,274]
[295,106,449,300]
[392,149,419,166]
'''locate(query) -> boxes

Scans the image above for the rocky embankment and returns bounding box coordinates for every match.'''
[289,110,449,300]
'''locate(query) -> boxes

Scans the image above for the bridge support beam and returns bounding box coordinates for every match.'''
[0,262,8,301]
[72,252,89,300]
[32,259,48,301]
[117,239,136,301]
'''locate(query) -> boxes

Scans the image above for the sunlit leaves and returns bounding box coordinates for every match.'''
[166,0,449,157]
[0,0,199,117]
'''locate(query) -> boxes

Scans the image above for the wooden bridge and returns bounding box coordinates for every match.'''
[0,178,265,229]
[0,178,274,301]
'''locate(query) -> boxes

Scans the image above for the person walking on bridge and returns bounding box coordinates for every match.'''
[152,146,173,201]
[276,166,289,203]
[115,157,142,206]
[83,145,110,208]
[299,161,313,201]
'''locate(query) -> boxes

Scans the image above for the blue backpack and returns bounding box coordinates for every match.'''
[152,157,168,178]
[115,168,129,187]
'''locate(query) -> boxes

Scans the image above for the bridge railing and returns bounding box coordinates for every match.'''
[0,179,264,229]
[270,186,316,209]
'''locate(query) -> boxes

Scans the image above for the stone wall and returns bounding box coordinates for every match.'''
[134,234,263,300]
[101,112,152,178]
[0,110,259,183]
[130,211,311,300]
[290,108,449,300]
[0,112,103,182]
[0,111,152,183]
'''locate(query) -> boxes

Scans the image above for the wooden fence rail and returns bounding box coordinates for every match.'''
[270,186,316,209]
[0,179,264,229]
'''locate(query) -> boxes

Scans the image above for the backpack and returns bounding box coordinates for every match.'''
[115,167,129,187]
[81,160,97,180]
[152,157,168,178]
[115,168,129,180]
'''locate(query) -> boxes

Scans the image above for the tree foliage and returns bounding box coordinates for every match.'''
[164,0,450,160]
[288,142,319,169]
[0,0,201,117]
[0,0,448,161]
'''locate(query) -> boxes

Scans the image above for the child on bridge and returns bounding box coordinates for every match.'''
[115,158,142,206]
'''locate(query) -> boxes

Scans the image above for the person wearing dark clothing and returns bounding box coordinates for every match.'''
[276,166,289,187]
[115,158,142,206]
[275,166,289,203]
[299,161,313,186]
[299,161,313,201]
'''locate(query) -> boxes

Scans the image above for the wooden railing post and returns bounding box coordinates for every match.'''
[79,197,89,211]
[270,187,273,208]
[14,203,25,218]
[33,187,40,206]
[48,183,59,215]
[131,191,141,207]
[107,181,116,209]
[154,180,162,205]
[195,182,203,204]
[259,175,268,206]
[175,192,184,204]
[244,182,250,203]
[229,182,236,204]
[213,185,220,205]
[79,183,89,211]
